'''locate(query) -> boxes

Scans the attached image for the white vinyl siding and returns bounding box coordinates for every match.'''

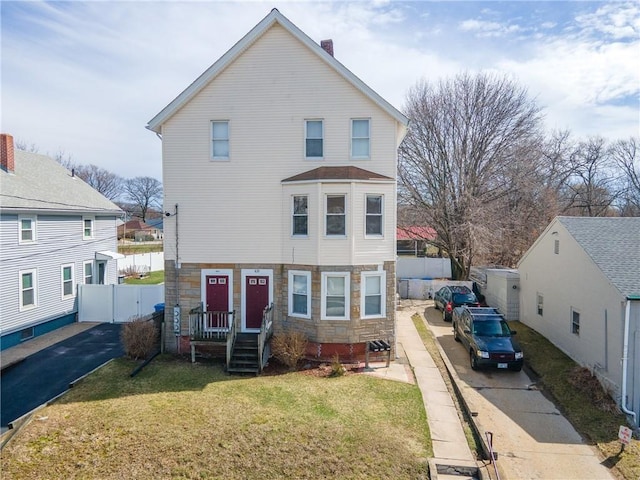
[365,194,383,236]
[361,270,386,318]
[211,121,230,160]
[19,269,37,311]
[351,119,370,159]
[305,120,323,159]
[292,195,308,236]
[326,194,346,236]
[288,270,311,318]
[61,264,75,298]
[321,272,350,320]
[19,215,36,244]
[83,217,94,239]
[84,261,94,284]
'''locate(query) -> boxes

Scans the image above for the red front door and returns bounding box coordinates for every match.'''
[206,275,229,328]
[245,276,269,330]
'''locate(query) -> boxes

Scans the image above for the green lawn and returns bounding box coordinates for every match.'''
[514,321,640,480]
[123,270,164,285]
[118,243,163,255]
[1,358,432,479]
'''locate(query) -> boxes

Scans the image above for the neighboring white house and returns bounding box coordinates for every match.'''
[0,134,123,350]
[518,216,640,427]
[147,9,408,359]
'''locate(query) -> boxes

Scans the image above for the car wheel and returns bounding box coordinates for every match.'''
[453,324,460,342]
[443,309,451,322]
[470,350,478,370]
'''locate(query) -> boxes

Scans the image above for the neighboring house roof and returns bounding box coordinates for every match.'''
[557,216,640,298]
[146,9,409,133]
[396,225,438,241]
[145,218,164,230]
[522,216,640,298]
[282,166,393,183]
[120,219,154,231]
[0,150,122,214]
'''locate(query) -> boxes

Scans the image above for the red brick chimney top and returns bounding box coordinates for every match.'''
[321,39,334,57]
[1,134,15,173]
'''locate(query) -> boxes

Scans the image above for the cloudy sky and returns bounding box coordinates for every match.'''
[2,1,638,181]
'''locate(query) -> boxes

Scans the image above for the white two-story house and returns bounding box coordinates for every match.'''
[147,9,408,361]
[0,134,123,350]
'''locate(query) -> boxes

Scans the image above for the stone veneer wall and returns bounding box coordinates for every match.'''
[162,260,396,361]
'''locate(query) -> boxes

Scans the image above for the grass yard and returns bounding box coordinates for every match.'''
[1,358,432,480]
[124,270,164,285]
[118,243,163,255]
[514,321,640,480]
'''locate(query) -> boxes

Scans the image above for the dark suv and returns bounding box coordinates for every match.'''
[452,306,523,371]
[433,285,479,322]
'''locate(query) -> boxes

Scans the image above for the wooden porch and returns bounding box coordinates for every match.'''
[188,303,274,374]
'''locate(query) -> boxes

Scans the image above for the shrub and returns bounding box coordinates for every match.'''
[329,354,346,377]
[271,331,308,371]
[121,316,158,360]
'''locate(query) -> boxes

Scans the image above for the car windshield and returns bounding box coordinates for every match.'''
[453,292,476,304]
[473,319,511,337]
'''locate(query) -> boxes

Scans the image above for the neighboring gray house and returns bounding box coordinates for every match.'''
[518,216,640,427]
[0,134,123,350]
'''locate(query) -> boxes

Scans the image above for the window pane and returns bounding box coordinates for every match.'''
[293,293,307,315]
[366,196,382,214]
[63,267,72,281]
[326,296,345,316]
[293,196,308,214]
[293,216,308,235]
[21,229,33,241]
[326,216,345,235]
[213,140,229,157]
[365,295,381,316]
[64,281,73,296]
[306,121,322,138]
[327,276,345,296]
[306,139,323,157]
[365,275,381,295]
[22,273,33,289]
[366,217,382,235]
[293,274,308,295]
[212,122,228,139]
[23,288,34,306]
[353,119,369,137]
[352,138,369,157]
[327,196,345,214]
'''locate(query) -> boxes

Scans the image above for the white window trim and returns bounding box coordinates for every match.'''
[292,195,309,237]
[536,293,543,316]
[61,263,75,299]
[325,194,347,238]
[288,270,312,319]
[18,215,37,244]
[19,269,37,311]
[361,270,386,319]
[351,118,371,159]
[305,119,324,160]
[211,120,230,161]
[83,216,94,240]
[321,272,350,320]
[83,260,94,285]
[365,194,384,237]
[571,308,580,336]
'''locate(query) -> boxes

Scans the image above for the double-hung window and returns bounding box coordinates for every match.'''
[537,294,544,316]
[62,264,75,298]
[211,121,230,160]
[326,195,346,236]
[19,216,36,243]
[292,195,308,236]
[365,195,383,236]
[83,217,94,239]
[84,261,94,284]
[20,269,37,310]
[351,119,370,159]
[571,309,580,336]
[361,271,386,318]
[305,120,323,158]
[288,270,311,318]
[321,272,350,320]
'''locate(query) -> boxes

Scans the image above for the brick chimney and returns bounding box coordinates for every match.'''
[321,39,334,57]
[1,134,15,173]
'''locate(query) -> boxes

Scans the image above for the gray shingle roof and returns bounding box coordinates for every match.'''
[0,150,122,214]
[282,166,392,183]
[557,216,640,298]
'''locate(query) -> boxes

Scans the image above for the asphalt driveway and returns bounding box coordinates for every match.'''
[1,323,123,428]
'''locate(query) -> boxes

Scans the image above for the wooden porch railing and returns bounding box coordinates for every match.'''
[258,303,274,372]
[189,305,234,341]
[226,309,239,371]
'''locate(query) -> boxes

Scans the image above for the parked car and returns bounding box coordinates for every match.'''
[452,306,523,371]
[433,285,479,321]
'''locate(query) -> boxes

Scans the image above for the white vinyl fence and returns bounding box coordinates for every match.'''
[396,257,452,280]
[117,252,164,275]
[78,284,165,323]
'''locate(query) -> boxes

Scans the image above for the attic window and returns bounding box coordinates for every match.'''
[554,239,559,254]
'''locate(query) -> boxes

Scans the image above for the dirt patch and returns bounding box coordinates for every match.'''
[262,358,365,377]
[567,366,620,414]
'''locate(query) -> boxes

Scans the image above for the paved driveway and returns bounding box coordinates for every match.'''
[1,323,123,428]
[421,303,616,480]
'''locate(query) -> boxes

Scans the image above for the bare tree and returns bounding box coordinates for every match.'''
[610,137,640,216]
[399,72,544,279]
[563,137,619,217]
[125,176,162,222]
[73,164,124,201]
[14,139,39,153]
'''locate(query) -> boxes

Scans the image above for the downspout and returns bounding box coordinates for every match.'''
[621,297,638,424]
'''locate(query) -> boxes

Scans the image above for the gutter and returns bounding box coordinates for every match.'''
[621,296,639,424]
